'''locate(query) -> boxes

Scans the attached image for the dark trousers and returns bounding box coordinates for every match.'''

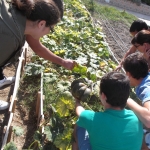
[0,67,4,80]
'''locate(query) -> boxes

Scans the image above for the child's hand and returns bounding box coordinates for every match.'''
[75,98,80,103]
[115,64,122,71]
[144,49,150,60]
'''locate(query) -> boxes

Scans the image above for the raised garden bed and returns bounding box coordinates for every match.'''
[1,42,28,149]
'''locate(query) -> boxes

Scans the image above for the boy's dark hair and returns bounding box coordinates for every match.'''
[123,53,148,79]
[129,20,148,32]
[131,30,150,45]
[100,71,130,109]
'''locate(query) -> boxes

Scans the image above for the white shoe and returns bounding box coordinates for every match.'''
[0,77,15,88]
[0,100,9,110]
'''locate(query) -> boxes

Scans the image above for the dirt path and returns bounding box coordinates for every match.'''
[0,48,34,149]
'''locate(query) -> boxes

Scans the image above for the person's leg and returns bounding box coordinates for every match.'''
[0,67,11,110]
[0,67,5,80]
[142,129,150,150]
[76,126,92,150]
[0,66,15,88]
[145,132,150,150]
[72,125,79,150]
[0,100,9,110]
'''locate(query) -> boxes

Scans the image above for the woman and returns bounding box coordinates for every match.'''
[0,0,75,110]
[131,30,150,69]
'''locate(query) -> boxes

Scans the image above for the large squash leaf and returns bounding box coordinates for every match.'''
[54,128,73,150]
[55,91,75,117]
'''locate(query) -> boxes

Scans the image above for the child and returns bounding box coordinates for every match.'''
[131,30,150,69]
[123,53,150,149]
[72,71,143,150]
[116,20,149,71]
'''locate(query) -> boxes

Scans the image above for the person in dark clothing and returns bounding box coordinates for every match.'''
[0,0,75,110]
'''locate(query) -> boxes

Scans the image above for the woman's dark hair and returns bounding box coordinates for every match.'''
[129,20,148,32]
[100,71,130,109]
[11,0,63,26]
[131,30,150,45]
[123,53,148,79]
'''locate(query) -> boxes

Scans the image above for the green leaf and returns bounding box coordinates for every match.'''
[55,91,75,117]
[13,126,24,136]
[4,142,17,150]
[75,57,88,65]
[44,73,57,83]
[25,63,44,76]
[89,72,97,82]
[54,128,73,150]
[44,126,52,141]
[33,131,42,141]
[57,80,71,92]
[72,63,87,75]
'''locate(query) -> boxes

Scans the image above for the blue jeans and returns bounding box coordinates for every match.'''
[76,126,92,150]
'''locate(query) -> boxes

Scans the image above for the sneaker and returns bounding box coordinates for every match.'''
[0,77,15,88]
[0,100,9,110]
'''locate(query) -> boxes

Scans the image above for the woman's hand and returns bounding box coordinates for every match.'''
[115,64,122,71]
[62,59,76,70]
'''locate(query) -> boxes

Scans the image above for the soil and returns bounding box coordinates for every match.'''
[99,19,132,63]
[0,20,133,149]
[0,48,38,150]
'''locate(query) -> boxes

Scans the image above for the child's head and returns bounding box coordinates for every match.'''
[123,53,148,85]
[100,71,130,109]
[131,30,150,54]
[130,20,148,36]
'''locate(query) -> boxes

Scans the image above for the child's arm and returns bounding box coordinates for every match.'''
[115,46,136,71]
[75,100,85,117]
[127,98,150,128]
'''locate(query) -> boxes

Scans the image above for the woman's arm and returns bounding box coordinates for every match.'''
[127,98,150,128]
[26,35,75,70]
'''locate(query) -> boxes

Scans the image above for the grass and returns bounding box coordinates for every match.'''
[17,75,40,109]
[81,0,137,27]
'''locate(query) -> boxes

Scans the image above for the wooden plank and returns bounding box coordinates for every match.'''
[3,126,7,135]
[37,72,44,125]
[36,92,41,117]
[39,115,45,127]
[21,42,28,76]
[7,126,13,143]
[24,46,27,66]
[12,98,17,113]
[9,96,17,113]
[9,96,13,113]
[9,50,26,112]
[1,113,13,149]
[20,58,25,77]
